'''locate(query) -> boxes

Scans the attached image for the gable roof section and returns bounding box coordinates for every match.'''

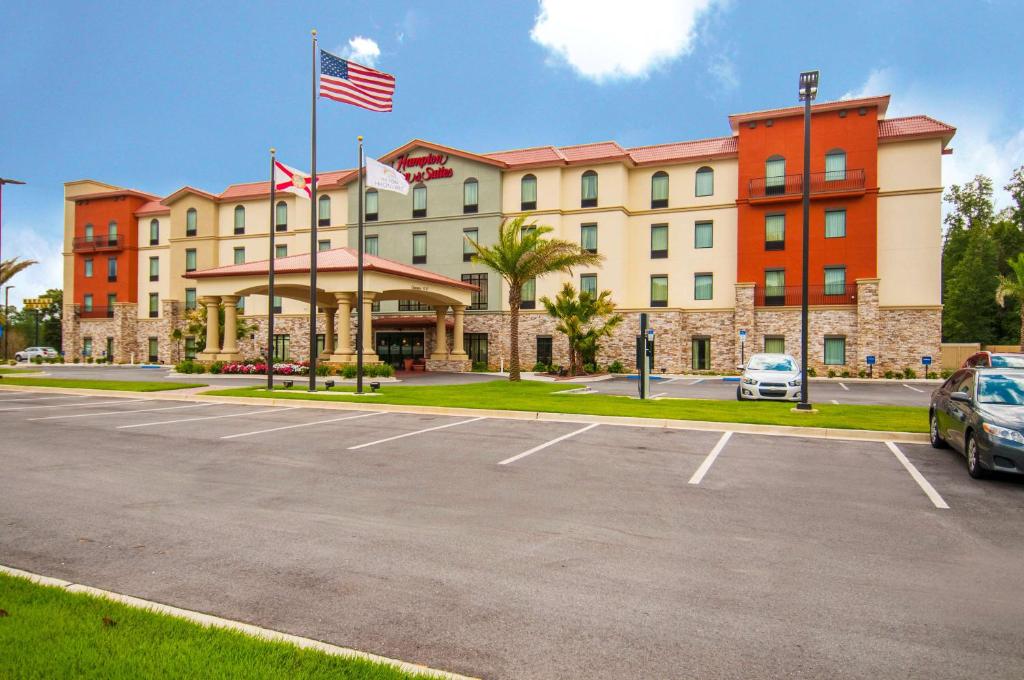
[220,169,357,200]
[68,188,161,202]
[162,186,219,205]
[877,115,956,147]
[135,200,170,216]
[377,139,507,168]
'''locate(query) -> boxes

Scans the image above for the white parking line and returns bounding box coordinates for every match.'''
[660,377,684,384]
[885,441,949,509]
[831,399,840,405]
[0,398,152,412]
[117,407,298,429]
[689,379,705,385]
[903,384,924,393]
[650,392,668,399]
[498,423,600,465]
[28,403,210,421]
[347,416,486,450]
[688,431,733,485]
[839,382,850,391]
[0,395,92,403]
[222,411,384,439]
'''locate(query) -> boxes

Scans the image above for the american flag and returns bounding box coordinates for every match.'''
[319,49,395,112]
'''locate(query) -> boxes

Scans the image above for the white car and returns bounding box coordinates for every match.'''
[737,353,802,401]
[14,346,59,362]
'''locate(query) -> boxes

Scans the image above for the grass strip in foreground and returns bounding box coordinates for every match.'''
[0,377,206,391]
[0,572,430,679]
[203,381,927,433]
[0,368,38,374]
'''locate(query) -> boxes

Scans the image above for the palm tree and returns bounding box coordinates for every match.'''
[0,257,37,287]
[995,253,1024,351]
[468,216,602,381]
[541,282,622,376]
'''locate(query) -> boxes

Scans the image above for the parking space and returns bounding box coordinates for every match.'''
[3,389,1023,679]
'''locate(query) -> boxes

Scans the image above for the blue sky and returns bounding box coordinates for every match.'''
[1,0,1022,305]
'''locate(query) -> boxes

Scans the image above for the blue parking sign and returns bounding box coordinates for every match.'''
[866,355,876,365]
[922,356,932,366]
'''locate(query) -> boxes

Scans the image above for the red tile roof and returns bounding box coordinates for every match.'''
[482,145,566,167]
[877,115,956,143]
[219,169,356,200]
[184,247,479,291]
[557,141,629,163]
[628,136,738,165]
[134,200,170,216]
[487,137,741,169]
[728,95,891,131]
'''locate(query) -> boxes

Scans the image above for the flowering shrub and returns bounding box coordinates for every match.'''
[220,361,310,376]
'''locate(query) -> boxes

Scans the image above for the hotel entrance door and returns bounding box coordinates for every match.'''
[375,332,425,369]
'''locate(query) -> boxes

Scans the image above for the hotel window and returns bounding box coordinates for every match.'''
[275,201,287,231]
[84,223,94,242]
[236,297,245,314]
[272,296,283,314]
[692,337,711,371]
[148,337,158,363]
[695,166,714,197]
[234,205,245,234]
[521,174,537,210]
[148,293,159,318]
[186,208,197,236]
[521,224,536,238]
[412,232,427,264]
[233,247,245,265]
[84,258,93,278]
[651,171,669,208]
[108,221,118,245]
[461,273,488,311]
[581,223,598,253]
[694,273,713,301]
[764,269,785,306]
[463,228,478,262]
[824,266,846,295]
[536,336,553,366]
[825,209,846,238]
[650,224,668,258]
[83,337,93,357]
[83,294,94,312]
[398,300,433,312]
[825,149,847,181]
[463,178,479,214]
[824,336,846,365]
[412,183,427,218]
[521,278,536,309]
[273,334,290,362]
[764,336,785,354]
[106,293,116,312]
[650,275,668,307]
[365,189,379,221]
[275,244,287,259]
[185,336,196,360]
[580,273,598,297]
[318,239,330,252]
[318,195,331,226]
[185,248,197,272]
[185,288,197,310]
[765,214,785,250]
[149,219,159,245]
[107,256,118,282]
[581,171,598,208]
[364,235,378,256]
[149,256,159,281]
[695,221,713,249]
[765,155,786,195]
[465,333,488,366]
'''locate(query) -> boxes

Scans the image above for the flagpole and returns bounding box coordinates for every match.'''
[267,148,276,392]
[356,136,365,395]
[308,28,319,392]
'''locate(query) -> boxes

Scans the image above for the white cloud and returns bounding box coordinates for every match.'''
[530,0,716,82]
[708,53,739,91]
[3,223,63,308]
[339,36,381,67]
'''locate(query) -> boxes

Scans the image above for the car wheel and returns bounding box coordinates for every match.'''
[736,386,745,401]
[929,412,947,449]
[966,433,987,479]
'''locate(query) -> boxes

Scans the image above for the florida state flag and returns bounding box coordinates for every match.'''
[274,160,316,199]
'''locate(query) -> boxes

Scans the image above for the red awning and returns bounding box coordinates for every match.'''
[372,315,453,329]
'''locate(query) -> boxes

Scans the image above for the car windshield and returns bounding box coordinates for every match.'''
[977,373,1024,405]
[747,356,797,372]
[990,355,1024,368]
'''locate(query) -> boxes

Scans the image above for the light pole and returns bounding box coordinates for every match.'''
[796,70,818,412]
[0,177,27,268]
[3,285,13,360]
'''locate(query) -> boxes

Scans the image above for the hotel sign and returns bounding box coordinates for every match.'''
[393,152,454,183]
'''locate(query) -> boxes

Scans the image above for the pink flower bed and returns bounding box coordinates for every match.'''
[220,361,310,376]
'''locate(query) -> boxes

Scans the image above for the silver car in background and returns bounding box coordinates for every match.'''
[14,346,59,362]
[737,353,802,401]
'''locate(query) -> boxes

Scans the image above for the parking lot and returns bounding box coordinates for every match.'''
[2,389,1022,679]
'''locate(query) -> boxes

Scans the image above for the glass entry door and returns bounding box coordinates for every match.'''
[375,332,425,369]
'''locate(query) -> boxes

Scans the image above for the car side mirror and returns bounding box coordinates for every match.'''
[950,391,971,403]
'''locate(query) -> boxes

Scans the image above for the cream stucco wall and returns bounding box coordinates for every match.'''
[626,159,738,209]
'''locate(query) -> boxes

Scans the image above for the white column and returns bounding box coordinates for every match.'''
[431,306,449,359]
[220,295,239,358]
[198,296,221,359]
[362,293,378,360]
[323,306,336,357]
[451,305,467,358]
[331,292,354,360]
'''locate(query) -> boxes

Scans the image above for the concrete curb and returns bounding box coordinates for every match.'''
[0,383,929,444]
[0,564,477,680]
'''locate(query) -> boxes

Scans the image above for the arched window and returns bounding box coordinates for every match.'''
[765,155,786,195]
[107,220,118,245]
[365,189,379,221]
[695,166,714,197]
[581,170,598,208]
[318,195,331,226]
[651,171,669,208]
[149,219,159,245]
[825,149,846,181]
[412,183,427,218]
[233,205,245,234]
[185,208,198,236]
[275,201,287,231]
[463,178,479,214]
[521,174,537,211]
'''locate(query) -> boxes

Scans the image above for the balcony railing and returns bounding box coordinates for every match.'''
[73,235,122,251]
[755,284,858,307]
[748,169,865,200]
[79,306,115,319]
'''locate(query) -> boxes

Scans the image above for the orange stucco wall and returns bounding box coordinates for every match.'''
[736,106,879,289]
[72,195,147,307]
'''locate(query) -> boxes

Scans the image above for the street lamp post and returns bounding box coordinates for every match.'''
[3,285,13,361]
[0,177,27,268]
[796,70,818,412]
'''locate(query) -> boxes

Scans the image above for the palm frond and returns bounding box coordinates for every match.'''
[0,258,38,287]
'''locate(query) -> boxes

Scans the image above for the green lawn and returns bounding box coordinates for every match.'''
[203,380,928,433]
[0,572,429,679]
[0,377,205,391]
[0,367,37,374]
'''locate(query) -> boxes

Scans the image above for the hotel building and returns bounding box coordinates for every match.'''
[61,95,954,373]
